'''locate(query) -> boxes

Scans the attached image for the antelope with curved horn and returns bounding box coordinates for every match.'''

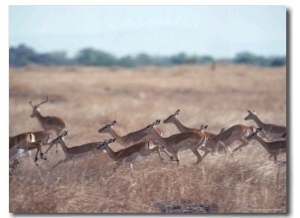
[29,95,67,153]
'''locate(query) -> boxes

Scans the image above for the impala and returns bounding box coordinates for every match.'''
[244,110,286,141]
[31,130,52,145]
[9,132,46,165]
[247,127,286,163]
[163,109,218,139]
[203,124,256,155]
[29,95,67,152]
[139,119,208,166]
[49,130,106,169]
[163,110,220,155]
[98,120,172,159]
[98,120,164,147]
[97,138,164,172]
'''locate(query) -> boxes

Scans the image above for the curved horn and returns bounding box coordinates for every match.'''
[35,95,49,107]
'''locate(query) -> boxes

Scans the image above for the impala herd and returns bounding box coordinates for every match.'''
[9,96,287,176]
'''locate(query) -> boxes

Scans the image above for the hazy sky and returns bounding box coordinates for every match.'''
[9,5,286,59]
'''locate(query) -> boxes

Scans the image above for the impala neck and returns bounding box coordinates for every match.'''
[102,145,117,160]
[147,129,167,148]
[171,117,191,133]
[253,136,269,151]
[249,115,265,129]
[107,128,124,144]
[34,110,47,125]
[58,138,69,155]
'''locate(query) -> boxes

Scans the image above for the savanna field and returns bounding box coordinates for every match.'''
[9,64,287,213]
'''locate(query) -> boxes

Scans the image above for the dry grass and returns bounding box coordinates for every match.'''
[9,64,287,213]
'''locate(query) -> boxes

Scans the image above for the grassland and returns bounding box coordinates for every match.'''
[9,64,287,213]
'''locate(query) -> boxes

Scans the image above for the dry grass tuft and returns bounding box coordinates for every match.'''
[9,64,286,213]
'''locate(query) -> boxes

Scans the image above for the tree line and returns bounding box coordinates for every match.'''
[9,44,286,68]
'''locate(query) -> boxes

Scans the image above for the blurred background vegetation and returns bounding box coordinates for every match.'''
[9,44,286,68]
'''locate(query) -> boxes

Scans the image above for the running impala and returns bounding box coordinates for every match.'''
[9,132,46,165]
[97,138,164,172]
[247,127,286,163]
[163,109,224,154]
[98,120,172,159]
[162,110,255,154]
[244,110,286,141]
[163,109,219,139]
[139,119,209,166]
[49,130,111,169]
[29,95,67,152]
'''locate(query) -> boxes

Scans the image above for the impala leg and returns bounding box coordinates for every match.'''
[219,141,235,157]
[199,146,210,160]
[44,143,56,155]
[113,162,122,172]
[274,154,278,163]
[216,141,227,154]
[39,145,47,161]
[232,139,249,153]
[190,147,202,165]
[52,158,69,169]
[34,147,40,166]
[268,154,273,161]
[161,148,174,160]
[147,145,165,163]
[153,146,164,162]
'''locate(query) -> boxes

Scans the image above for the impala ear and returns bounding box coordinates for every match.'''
[155,119,161,126]
[112,120,117,125]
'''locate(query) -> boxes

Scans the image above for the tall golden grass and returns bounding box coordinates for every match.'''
[9,64,287,213]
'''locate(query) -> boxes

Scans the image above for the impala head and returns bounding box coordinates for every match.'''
[244,110,257,121]
[163,109,180,123]
[98,120,117,133]
[247,127,262,140]
[29,95,49,117]
[140,119,161,133]
[97,138,116,150]
[51,130,68,144]
[199,125,208,131]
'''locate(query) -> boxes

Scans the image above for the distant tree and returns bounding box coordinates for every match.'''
[233,52,256,64]
[118,55,136,68]
[198,55,214,64]
[170,52,187,65]
[135,53,153,66]
[9,44,37,67]
[269,57,286,67]
[75,48,116,66]
[9,44,286,68]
